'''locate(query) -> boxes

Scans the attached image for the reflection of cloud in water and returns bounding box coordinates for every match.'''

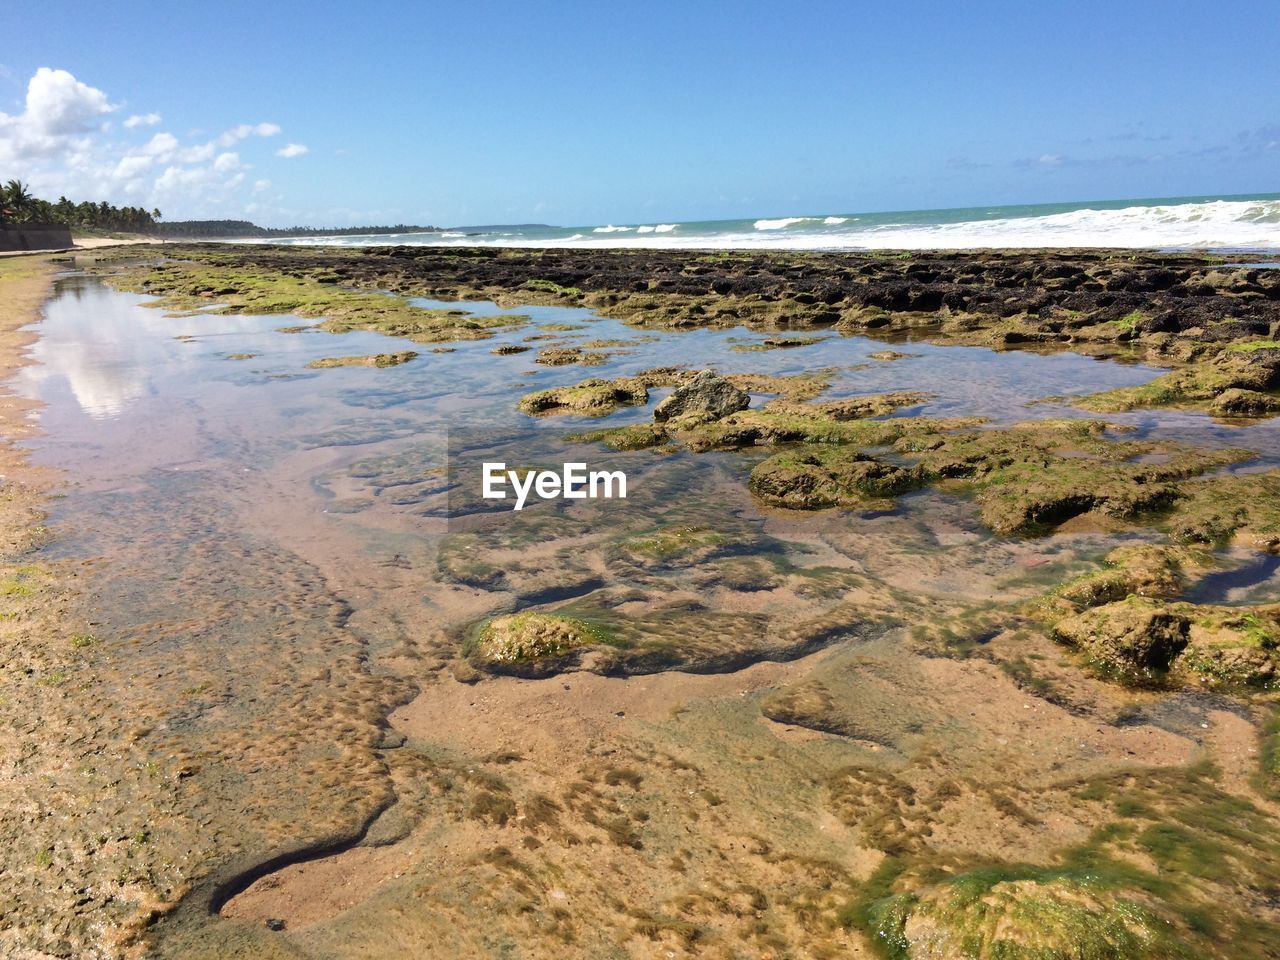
[20,279,283,419]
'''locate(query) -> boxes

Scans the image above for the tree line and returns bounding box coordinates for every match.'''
[1,179,160,231]
[3,178,441,238]
[149,220,443,238]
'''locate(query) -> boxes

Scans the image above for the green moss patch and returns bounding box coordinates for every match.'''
[469,612,612,667]
[307,351,418,369]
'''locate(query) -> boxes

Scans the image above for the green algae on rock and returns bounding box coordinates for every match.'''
[729,335,825,352]
[307,351,419,369]
[100,256,528,343]
[764,390,931,422]
[534,345,609,366]
[1056,544,1205,607]
[616,524,732,562]
[1167,470,1280,550]
[1049,589,1280,687]
[469,612,610,673]
[1076,348,1280,416]
[1052,597,1190,682]
[749,447,925,510]
[565,422,672,451]
[518,374,666,416]
[1176,605,1280,685]
[864,872,1194,960]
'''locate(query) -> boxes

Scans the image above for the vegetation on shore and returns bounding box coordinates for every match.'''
[1,178,160,232]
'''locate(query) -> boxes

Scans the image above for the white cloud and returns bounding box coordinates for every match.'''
[0,66,117,162]
[124,112,162,128]
[275,142,308,158]
[22,67,116,136]
[139,131,179,158]
[213,151,243,173]
[0,68,299,219]
[217,122,281,147]
[113,154,155,180]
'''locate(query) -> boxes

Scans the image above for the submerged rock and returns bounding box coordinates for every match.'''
[468,612,607,676]
[652,370,749,425]
[869,874,1192,960]
[1057,544,1199,607]
[1052,598,1189,679]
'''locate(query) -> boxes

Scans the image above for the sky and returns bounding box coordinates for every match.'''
[3,0,1278,227]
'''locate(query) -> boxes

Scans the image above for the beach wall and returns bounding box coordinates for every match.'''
[0,224,74,252]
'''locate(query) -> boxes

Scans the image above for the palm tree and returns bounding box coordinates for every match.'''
[1,179,35,223]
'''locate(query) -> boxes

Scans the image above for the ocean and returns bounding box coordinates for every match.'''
[257,193,1280,251]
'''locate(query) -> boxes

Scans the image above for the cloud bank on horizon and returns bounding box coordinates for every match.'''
[0,67,307,219]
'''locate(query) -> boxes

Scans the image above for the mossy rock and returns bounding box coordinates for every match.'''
[565,422,670,451]
[1052,598,1189,681]
[1167,470,1280,550]
[1175,604,1280,685]
[106,258,527,343]
[1209,387,1280,417]
[867,874,1194,960]
[970,448,1246,536]
[307,350,418,369]
[749,447,924,510]
[468,613,611,675]
[520,369,684,417]
[519,377,651,416]
[1077,351,1280,414]
[535,346,606,366]
[617,524,732,562]
[765,391,931,421]
[1057,544,1202,608]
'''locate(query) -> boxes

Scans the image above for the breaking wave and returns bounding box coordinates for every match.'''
[253,196,1280,252]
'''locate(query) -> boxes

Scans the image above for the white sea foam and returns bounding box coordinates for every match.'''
[249,198,1280,252]
[754,216,812,230]
[592,224,632,233]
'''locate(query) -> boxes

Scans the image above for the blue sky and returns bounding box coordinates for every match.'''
[4,0,1277,226]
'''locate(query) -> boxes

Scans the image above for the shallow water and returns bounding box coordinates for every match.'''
[18,272,1280,676]
[15,272,1280,953]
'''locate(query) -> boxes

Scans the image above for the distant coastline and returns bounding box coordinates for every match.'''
[150,219,444,240]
